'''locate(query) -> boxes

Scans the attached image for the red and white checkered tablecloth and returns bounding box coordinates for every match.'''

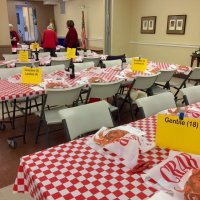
[0,67,121,102]
[13,114,171,200]
[0,80,44,102]
[44,67,122,87]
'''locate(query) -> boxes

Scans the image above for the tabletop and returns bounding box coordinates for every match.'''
[0,60,191,102]
[13,114,169,200]
[0,67,121,102]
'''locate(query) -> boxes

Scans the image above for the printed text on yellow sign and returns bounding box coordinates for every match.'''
[156,114,200,155]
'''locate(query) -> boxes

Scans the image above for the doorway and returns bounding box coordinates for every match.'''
[16,6,38,43]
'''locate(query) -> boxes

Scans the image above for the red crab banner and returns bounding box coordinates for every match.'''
[143,151,200,198]
[86,125,154,169]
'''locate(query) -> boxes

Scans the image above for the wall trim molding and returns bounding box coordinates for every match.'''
[0,45,11,48]
[86,38,104,42]
[129,41,200,49]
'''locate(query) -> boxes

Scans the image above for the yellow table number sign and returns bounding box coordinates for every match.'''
[156,114,200,155]
[66,48,76,59]
[21,67,42,85]
[131,57,147,72]
[19,50,29,62]
[30,43,40,51]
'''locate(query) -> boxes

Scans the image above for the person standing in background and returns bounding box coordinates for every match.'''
[42,24,58,57]
[9,24,19,48]
[64,20,79,51]
[49,18,56,32]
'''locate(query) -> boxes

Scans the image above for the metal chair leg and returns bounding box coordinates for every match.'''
[23,98,29,144]
[5,101,13,129]
[12,99,16,129]
[35,119,43,144]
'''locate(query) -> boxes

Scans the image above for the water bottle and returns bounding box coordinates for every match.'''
[35,49,39,61]
[179,107,185,120]
[69,58,75,79]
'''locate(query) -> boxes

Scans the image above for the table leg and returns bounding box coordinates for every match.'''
[197,57,200,67]
[190,56,195,67]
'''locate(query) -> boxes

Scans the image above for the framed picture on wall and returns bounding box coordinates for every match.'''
[167,15,187,34]
[141,16,156,34]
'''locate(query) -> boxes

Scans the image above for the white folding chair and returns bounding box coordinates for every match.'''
[38,52,50,59]
[77,50,84,56]
[0,67,22,79]
[106,54,126,62]
[125,58,132,65]
[85,80,123,123]
[119,74,159,119]
[74,61,95,72]
[83,57,100,67]
[102,59,122,68]
[188,67,200,85]
[172,68,200,100]
[0,64,7,68]
[181,85,200,105]
[42,64,65,75]
[2,54,19,61]
[136,92,176,118]
[51,59,70,69]
[58,100,114,141]
[35,85,83,144]
[15,61,40,67]
[151,69,176,94]
[56,52,67,57]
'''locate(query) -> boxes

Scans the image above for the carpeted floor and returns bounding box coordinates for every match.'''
[0,185,33,200]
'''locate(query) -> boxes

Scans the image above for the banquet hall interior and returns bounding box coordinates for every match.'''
[0,0,200,199]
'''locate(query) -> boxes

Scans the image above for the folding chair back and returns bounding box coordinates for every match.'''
[102,59,122,67]
[59,47,66,52]
[51,59,70,69]
[56,52,67,57]
[15,61,40,67]
[0,67,22,79]
[136,92,176,118]
[58,100,114,141]
[77,50,84,56]
[86,80,122,101]
[0,64,7,68]
[83,57,100,67]
[74,62,95,72]
[106,54,126,62]
[189,67,200,81]
[45,85,83,107]
[181,85,200,105]
[42,64,65,74]
[156,69,176,82]
[38,52,50,59]
[133,74,159,90]
[125,58,132,65]
[2,54,19,61]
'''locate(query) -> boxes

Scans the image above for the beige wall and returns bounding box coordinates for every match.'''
[111,0,131,55]
[54,0,105,48]
[128,0,200,65]
[7,0,55,43]
[0,0,11,46]
[0,0,11,58]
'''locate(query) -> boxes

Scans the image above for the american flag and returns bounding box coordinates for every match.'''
[81,10,86,49]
